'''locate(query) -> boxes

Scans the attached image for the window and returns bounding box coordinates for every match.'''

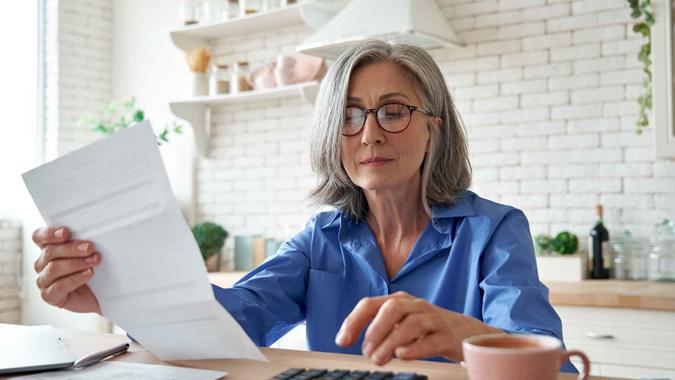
[0,0,42,218]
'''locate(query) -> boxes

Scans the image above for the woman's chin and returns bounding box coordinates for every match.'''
[356,179,404,193]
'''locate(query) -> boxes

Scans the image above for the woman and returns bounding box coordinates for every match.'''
[32,40,575,372]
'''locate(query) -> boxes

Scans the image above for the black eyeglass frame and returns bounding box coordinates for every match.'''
[341,102,434,136]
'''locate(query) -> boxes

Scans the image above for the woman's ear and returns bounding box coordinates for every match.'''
[433,117,442,130]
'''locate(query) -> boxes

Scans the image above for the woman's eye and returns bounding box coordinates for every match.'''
[384,112,403,118]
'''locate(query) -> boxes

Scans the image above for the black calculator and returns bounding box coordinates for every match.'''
[270,367,429,379]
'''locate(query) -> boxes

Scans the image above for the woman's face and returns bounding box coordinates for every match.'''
[341,62,431,193]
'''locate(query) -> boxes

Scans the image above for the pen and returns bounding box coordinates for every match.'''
[72,342,130,368]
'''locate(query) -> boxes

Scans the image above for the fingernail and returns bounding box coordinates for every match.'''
[373,352,390,365]
[335,330,348,346]
[78,243,89,252]
[362,343,373,357]
[81,268,92,276]
[85,254,97,264]
[54,228,64,238]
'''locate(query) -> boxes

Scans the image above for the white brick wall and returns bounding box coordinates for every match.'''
[0,221,22,323]
[44,0,112,160]
[196,0,675,249]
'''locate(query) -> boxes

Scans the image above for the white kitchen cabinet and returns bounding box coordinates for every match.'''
[602,364,675,380]
[556,306,675,379]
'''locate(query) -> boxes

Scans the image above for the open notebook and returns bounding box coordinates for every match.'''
[0,324,76,375]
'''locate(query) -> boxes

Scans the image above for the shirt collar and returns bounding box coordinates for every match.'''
[430,190,476,234]
[320,190,476,233]
[320,210,342,230]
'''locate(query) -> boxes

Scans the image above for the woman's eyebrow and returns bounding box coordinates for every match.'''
[347,92,412,104]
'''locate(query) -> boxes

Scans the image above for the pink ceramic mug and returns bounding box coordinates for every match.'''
[462,333,590,380]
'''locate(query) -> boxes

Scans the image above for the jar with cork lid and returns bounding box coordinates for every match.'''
[231,61,252,94]
[239,0,263,17]
[209,64,230,96]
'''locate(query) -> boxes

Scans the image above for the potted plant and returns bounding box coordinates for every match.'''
[534,231,587,282]
[79,97,183,144]
[191,221,229,272]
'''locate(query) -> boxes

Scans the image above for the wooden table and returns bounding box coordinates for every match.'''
[54,329,618,380]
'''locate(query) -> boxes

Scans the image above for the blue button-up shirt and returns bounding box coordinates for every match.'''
[212,191,576,373]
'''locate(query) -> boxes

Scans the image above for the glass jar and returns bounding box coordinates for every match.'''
[180,0,198,25]
[267,0,280,11]
[209,64,230,96]
[223,0,239,20]
[611,231,649,280]
[231,61,252,94]
[196,0,212,23]
[207,0,225,23]
[239,0,261,17]
[648,219,675,282]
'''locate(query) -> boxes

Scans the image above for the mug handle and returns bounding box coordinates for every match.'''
[560,350,591,380]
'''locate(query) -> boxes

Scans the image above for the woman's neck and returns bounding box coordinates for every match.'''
[363,174,429,244]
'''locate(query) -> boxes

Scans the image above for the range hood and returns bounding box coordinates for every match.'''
[297,0,462,59]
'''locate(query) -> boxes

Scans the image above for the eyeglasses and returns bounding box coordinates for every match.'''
[342,103,433,136]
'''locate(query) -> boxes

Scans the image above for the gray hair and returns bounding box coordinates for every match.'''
[309,39,472,219]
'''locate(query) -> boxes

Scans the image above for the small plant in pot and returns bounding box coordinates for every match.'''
[535,231,579,255]
[79,96,183,144]
[191,221,228,272]
[534,231,585,282]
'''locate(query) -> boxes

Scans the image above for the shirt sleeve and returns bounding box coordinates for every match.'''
[211,218,314,346]
[479,209,578,373]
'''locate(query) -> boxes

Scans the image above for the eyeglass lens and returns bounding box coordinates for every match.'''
[343,103,412,136]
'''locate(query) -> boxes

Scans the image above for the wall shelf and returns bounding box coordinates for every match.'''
[171,4,303,51]
[170,81,320,157]
[170,1,349,51]
[168,0,348,156]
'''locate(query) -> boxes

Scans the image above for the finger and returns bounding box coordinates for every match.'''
[32,226,71,248]
[34,240,96,273]
[335,295,392,347]
[363,297,429,355]
[336,291,414,347]
[369,312,438,365]
[36,254,100,290]
[395,332,457,361]
[41,268,95,308]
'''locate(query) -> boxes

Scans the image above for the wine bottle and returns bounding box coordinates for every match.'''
[589,204,610,279]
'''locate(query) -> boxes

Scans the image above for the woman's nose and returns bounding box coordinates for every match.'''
[360,113,385,145]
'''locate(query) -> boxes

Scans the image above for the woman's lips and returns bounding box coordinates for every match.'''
[360,157,393,166]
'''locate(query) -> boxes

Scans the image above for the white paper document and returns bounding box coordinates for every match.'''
[9,361,227,380]
[22,121,265,361]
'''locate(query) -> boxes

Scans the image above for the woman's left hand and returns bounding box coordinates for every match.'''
[335,291,504,365]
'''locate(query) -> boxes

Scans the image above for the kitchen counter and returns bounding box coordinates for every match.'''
[546,280,675,312]
[209,273,675,312]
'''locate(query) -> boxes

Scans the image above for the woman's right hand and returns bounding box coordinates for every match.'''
[32,226,102,315]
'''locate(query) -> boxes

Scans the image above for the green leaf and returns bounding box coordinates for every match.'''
[133,110,145,122]
[645,13,654,25]
[633,23,650,37]
[93,122,107,133]
[191,222,228,261]
[159,129,169,142]
[552,231,578,255]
